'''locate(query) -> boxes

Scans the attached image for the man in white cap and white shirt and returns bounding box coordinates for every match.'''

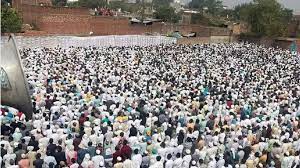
[182,149,192,168]
[149,156,163,168]
[173,153,183,168]
[165,154,174,168]
[217,154,225,168]
[92,150,105,168]
[207,155,216,168]
[132,149,142,168]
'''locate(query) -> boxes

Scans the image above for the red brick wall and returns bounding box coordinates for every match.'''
[37,15,229,36]
[38,15,91,35]
[13,0,230,36]
[20,4,89,24]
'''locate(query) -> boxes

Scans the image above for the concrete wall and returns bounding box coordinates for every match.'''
[177,37,210,44]
[177,36,237,44]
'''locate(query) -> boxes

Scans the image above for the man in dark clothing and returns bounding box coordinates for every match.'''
[129,124,137,137]
[45,95,53,110]
[165,125,173,137]
[206,117,215,130]
[101,124,108,135]
[77,148,88,164]
[194,119,200,131]
[1,123,11,136]
[139,111,147,126]
[177,130,185,145]
[73,134,82,151]
[53,146,66,165]
[33,153,44,168]
[87,142,96,157]
[47,138,57,156]
[28,136,39,151]
[1,144,7,157]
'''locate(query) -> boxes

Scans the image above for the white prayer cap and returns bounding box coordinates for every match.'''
[100,161,104,166]
[14,142,19,147]
[15,128,20,133]
[84,121,91,127]
[27,146,34,151]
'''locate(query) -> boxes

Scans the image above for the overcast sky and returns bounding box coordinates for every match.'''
[222,0,300,14]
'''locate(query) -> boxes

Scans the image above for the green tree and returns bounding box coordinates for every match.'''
[1,7,22,33]
[154,6,180,23]
[108,1,140,13]
[52,0,67,6]
[235,0,293,37]
[189,0,223,15]
[152,0,172,9]
[233,3,252,21]
[77,0,107,8]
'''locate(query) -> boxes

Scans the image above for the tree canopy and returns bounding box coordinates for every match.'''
[154,6,180,23]
[189,0,223,15]
[51,0,67,7]
[1,6,22,33]
[77,0,107,8]
[234,0,293,37]
[152,0,172,9]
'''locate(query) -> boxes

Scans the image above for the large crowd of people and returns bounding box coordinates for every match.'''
[1,43,300,168]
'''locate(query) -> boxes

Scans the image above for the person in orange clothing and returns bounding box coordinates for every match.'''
[259,150,268,166]
[186,119,195,131]
[18,154,30,168]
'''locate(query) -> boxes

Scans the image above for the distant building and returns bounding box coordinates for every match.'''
[170,2,183,13]
[293,15,300,29]
[288,15,300,37]
[231,22,249,35]
[108,0,123,4]
[181,10,200,24]
[177,0,191,6]
[124,0,152,4]
[125,0,136,3]
[67,0,78,3]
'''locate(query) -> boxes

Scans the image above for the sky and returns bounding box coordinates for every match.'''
[222,0,300,14]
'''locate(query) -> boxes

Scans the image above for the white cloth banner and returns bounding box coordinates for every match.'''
[1,35,177,48]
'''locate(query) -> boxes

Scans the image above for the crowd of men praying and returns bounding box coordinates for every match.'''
[1,43,300,168]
